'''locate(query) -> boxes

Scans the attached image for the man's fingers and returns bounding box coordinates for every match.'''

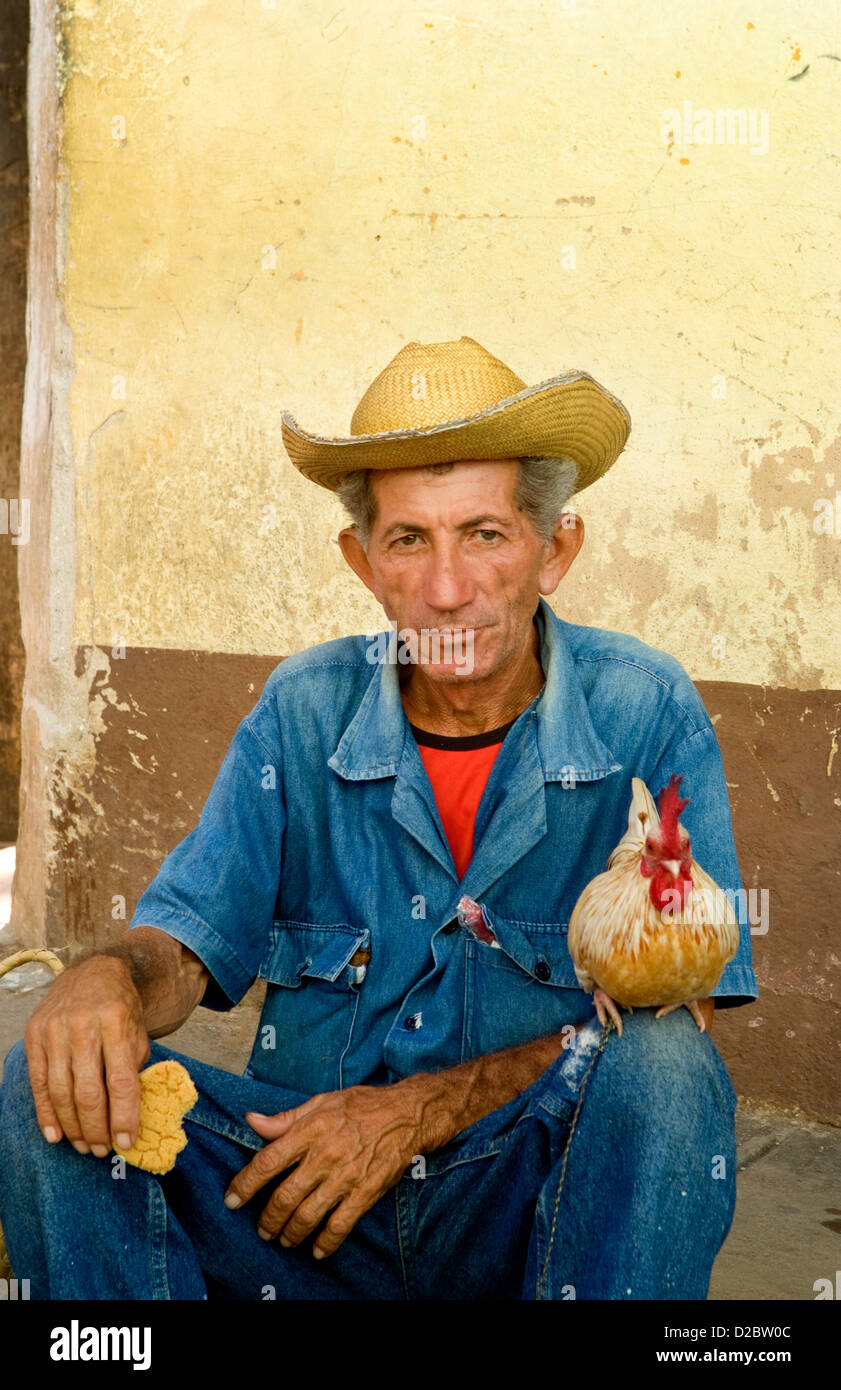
[270,1160,393,1254]
[256,1164,325,1241]
[104,1053,142,1149]
[25,1036,63,1144]
[69,1025,113,1153]
[312,1192,373,1259]
[101,1017,144,1148]
[225,1087,416,1262]
[226,1133,307,1208]
[245,1108,301,1139]
[276,1180,346,1248]
[44,1036,87,1153]
[20,957,151,1157]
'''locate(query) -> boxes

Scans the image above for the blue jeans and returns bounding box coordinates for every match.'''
[0,1008,737,1300]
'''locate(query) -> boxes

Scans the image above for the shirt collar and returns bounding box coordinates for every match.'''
[328,596,621,783]
[531,597,622,782]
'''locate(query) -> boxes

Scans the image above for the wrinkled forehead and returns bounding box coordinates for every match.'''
[369,458,522,505]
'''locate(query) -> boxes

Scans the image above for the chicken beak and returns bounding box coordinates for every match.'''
[663,859,681,878]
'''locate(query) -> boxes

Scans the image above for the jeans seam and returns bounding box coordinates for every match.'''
[424,1146,503,1176]
[149,1182,171,1300]
[460,950,470,1063]
[536,1093,575,1119]
[185,1113,263,1152]
[394,1182,415,1300]
[338,991,361,1089]
[530,1208,548,1302]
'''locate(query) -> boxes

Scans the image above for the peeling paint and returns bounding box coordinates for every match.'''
[827,728,839,778]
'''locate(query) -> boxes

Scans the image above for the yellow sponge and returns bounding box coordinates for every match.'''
[113,1059,199,1175]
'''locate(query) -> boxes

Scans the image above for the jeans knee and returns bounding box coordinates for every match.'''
[608,1005,731,1075]
[2,1035,27,1072]
[594,1007,737,1137]
[0,1040,49,1195]
[0,1039,40,1145]
[2,1037,34,1104]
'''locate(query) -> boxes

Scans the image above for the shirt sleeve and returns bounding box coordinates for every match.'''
[646,722,758,1007]
[129,697,285,1010]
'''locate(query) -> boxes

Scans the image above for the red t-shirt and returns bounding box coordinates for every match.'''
[411,718,516,879]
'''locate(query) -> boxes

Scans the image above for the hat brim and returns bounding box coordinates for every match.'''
[281,370,631,494]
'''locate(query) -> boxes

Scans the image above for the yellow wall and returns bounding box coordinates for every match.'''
[61,0,840,687]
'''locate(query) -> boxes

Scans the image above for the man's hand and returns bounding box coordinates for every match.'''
[223,1022,593,1258]
[224,1080,426,1260]
[24,955,150,1156]
[224,1003,712,1261]
[23,927,208,1156]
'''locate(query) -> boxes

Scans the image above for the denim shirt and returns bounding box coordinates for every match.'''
[130,598,757,1094]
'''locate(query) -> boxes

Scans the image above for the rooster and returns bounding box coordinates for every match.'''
[568,774,739,1035]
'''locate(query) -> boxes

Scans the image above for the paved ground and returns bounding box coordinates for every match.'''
[1,947,838,1301]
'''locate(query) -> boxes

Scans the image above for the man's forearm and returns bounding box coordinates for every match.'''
[399,997,715,1156]
[399,1026,577,1156]
[88,926,209,1038]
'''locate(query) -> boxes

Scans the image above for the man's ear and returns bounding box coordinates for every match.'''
[537,510,585,596]
[338,527,380,599]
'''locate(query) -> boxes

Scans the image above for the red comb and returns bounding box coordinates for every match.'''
[657,773,689,840]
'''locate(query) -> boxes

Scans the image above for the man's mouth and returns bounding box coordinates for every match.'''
[416,623,491,636]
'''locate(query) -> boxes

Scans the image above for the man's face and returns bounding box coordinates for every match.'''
[338,459,582,684]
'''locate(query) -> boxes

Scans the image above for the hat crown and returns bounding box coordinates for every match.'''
[350,336,528,436]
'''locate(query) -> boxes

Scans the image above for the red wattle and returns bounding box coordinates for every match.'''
[649,868,693,913]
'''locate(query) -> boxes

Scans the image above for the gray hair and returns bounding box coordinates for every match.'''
[336,457,578,549]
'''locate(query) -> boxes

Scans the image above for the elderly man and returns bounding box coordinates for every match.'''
[0,337,756,1300]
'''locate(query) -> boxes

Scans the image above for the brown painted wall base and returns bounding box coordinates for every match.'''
[39,646,841,1124]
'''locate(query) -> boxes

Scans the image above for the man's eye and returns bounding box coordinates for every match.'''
[394,534,419,548]
[476,529,501,542]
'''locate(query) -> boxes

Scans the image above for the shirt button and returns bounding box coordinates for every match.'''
[441,920,459,935]
[405,1012,423,1030]
[534,959,551,981]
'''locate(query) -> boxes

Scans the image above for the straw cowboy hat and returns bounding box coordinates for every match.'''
[281,335,631,494]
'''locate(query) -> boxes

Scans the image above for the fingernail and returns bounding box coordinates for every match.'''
[72,1140,90,1155]
[278,1235,291,1248]
[257,1228,272,1241]
[313,1248,325,1260]
[115,1132,132,1149]
[91,1144,109,1158]
[43,1126,60,1144]
[223,1193,242,1210]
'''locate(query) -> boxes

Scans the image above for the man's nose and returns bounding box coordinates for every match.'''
[422,541,476,612]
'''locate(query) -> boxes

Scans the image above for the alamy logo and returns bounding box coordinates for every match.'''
[0,1277,30,1299]
[365,621,475,674]
[50,1321,151,1371]
[661,101,770,156]
[658,883,770,935]
[0,498,29,546]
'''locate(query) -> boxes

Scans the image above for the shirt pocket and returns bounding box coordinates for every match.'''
[463,906,588,1059]
[246,920,370,1093]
